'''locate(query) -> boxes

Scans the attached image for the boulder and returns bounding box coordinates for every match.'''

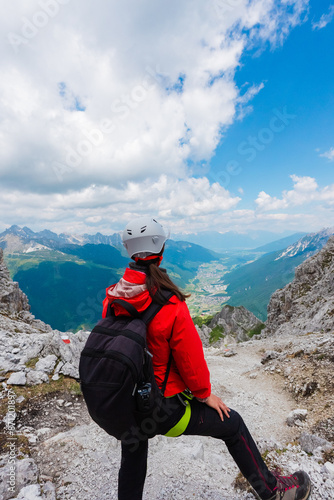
[35,355,58,374]
[14,484,42,499]
[26,370,49,386]
[324,462,334,478]
[7,371,27,385]
[286,409,308,426]
[0,458,39,500]
[261,351,279,364]
[299,432,333,454]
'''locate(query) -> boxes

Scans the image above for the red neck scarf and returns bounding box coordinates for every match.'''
[133,254,163,266]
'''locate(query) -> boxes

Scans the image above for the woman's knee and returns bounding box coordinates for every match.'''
[229,408,242,423]
[223,408,244,435]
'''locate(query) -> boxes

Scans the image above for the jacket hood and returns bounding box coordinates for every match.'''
[103,267,152,316]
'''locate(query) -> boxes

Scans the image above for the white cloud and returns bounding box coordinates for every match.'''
[255,175,334,211]
[243,0,309,47]
[0,175,241,233]
[312,5,334,30]
[319,147,334,161]
[2,173,333,235]
[0,0,310,232]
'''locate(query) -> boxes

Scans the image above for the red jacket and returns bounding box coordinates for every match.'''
[102,267,211,399]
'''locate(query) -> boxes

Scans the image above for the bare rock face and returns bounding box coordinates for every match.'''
[197,304,264,346]
[210,305,264,342]
[195,324,212,347]
[264,236,334,336]
[0,249,89,384]
[0,248,30,317]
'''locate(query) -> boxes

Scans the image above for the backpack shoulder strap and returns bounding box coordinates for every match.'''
[142,289,175,396]
[107,289,174,322]
[161,352,173,396]
[141,289,174,325]
[111,299,141,318]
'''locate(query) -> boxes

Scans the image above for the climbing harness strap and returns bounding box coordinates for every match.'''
[164,391,193,437]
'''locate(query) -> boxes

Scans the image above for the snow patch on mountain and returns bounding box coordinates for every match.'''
[275,227,334,260]
[265,235,334,336]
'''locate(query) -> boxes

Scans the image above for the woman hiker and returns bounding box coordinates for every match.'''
[102,217,311,500]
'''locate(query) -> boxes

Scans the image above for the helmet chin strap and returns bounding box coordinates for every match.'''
[133,254,163,266]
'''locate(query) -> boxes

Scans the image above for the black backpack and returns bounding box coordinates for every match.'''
[79,290,174,441]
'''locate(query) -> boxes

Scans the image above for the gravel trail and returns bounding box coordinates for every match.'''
[25,335,333,500]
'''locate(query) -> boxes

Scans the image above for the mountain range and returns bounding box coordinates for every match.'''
[1,225,333,330]
[0,226,220,331]
[0,225,306,253]
[0,225,123,252]
[171,230,307,251]
[224,227,334,320]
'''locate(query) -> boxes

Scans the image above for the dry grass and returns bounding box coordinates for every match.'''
[0,376,81,420]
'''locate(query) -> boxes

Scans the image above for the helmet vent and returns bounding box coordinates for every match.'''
[140,226,147,233]
[127,230,132,235]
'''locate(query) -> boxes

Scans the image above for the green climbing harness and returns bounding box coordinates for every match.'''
[164,391,193,437]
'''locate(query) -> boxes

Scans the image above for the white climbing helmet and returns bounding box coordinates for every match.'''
[122,217,168,258]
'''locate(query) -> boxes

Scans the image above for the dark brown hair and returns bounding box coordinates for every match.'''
[146,262,190,305]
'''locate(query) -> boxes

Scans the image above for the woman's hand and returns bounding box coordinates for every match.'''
[205,393,231,421]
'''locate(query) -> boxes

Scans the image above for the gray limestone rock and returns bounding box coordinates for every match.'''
[13,484,42,499]
[223,349,237,357]
[7,371,27,385]
[0,248,30,317]
[299,432,333,454]
[0,458,39,500]
[35,355,58,374]
[209,304,264,343]
[324,462,334,478]
[197,305,264,347]
[286,409,308,426]
[195,324,211,347]
[263,236,334,336]
[191,441,204,460]
[59,362,79,379]
[42,482,56,500]
[37,330,89,379]
[261,350,280,364]
[26,370,49,386]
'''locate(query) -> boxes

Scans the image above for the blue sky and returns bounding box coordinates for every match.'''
[0,0,333,236]
[211,0,334,207]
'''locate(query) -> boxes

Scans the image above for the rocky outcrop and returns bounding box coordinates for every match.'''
[0,314,89,382]
[0,252,91,499]
[0,250,89,383]
[0,249,30,317]
[258,333,334,442]
[197,304,264,346]
[264,236,334,336]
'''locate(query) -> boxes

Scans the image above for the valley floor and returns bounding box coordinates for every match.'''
[186,261,230,316]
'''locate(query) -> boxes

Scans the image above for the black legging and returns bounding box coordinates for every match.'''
[118,399,277,500]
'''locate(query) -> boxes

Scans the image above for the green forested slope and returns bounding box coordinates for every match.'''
[9,240,221,331]
[14,261,119,331]
[224,250,308,320]
[59,244,129,269]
